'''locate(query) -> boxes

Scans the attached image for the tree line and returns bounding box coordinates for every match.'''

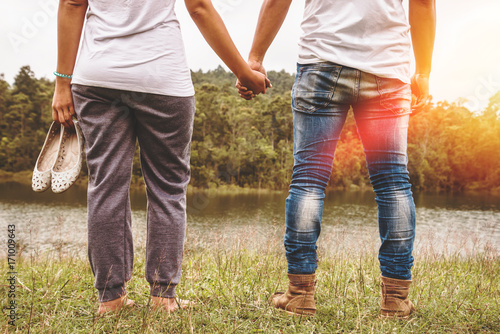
[1,65,499,192]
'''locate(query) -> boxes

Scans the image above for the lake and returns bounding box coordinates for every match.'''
[1,182,499,259]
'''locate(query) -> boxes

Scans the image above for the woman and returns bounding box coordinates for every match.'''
[52,0,268,314]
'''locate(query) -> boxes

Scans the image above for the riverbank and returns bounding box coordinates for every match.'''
[0,170,282,194]
[2,170,500,195]
[1,244,499,333]
[0,170,91,189]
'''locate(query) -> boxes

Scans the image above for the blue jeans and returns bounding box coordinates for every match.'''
[285,63,416,280]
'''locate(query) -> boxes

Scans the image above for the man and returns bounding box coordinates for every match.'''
[238,0,435,317]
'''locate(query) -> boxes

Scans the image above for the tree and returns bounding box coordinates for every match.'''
[1,65,499,192]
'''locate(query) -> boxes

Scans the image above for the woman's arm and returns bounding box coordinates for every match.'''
[52,0,88,128]
[185,0,269,95]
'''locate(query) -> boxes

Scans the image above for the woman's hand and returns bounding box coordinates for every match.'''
[52,78,75,128]
[52,0,88,128]
[237,68,270,99]
[236,60,270,100]
[185,0,271,99]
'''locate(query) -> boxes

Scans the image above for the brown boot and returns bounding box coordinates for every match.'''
[380,275,415,319]
[269,274,316,316]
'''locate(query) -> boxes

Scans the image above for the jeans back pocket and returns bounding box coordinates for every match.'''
[376,77,411,116]
[292,63,341,113]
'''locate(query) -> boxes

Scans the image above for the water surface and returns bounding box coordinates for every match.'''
[1,182,498,258]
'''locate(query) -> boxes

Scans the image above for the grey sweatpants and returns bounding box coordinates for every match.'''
[71,84,195,302]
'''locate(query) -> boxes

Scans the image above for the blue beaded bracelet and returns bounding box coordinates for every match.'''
[53,71,73,79]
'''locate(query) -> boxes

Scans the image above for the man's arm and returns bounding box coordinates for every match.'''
[52,0,88,128]
[186,0,269,95]
[248,0,293,65]
[237,0,293,99]
[409,0,436,111]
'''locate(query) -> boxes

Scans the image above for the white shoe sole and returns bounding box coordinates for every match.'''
[32,122,63,192]
[51,121,84,194]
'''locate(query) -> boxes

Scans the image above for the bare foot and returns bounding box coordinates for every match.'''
[151,296,192,313]
[97,295,135,315]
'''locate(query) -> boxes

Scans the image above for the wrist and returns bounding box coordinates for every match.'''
[248,52,264,65]
[54,69,73,86]
[414,68,431,77]
[55,76,72,87]
[236,64,253,81]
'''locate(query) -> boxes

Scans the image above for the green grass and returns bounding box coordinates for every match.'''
[2,241,499,333]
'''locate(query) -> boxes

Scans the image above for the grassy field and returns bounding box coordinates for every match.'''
[1,238,499,333]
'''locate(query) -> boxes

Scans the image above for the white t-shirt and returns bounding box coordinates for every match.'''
[297,0,411,84]
[72,0,195,96]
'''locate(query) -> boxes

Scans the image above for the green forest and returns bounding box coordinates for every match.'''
[1,65,499,192]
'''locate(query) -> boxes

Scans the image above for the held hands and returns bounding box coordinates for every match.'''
[52,79,76,128]
[410,73,430,114]
[236,61,271,100]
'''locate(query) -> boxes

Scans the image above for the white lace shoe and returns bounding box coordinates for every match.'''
[51,121,84,194]
[32,122,63,192]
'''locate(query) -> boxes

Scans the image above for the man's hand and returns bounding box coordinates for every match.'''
[235,0,292,100]
[52,79,75,128]
[410,73,430,114]
[238,68,271,98]
[236,60,271,100]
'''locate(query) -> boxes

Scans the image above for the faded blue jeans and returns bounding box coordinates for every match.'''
[285,62,416,280]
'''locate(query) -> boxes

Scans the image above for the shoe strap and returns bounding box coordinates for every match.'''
[290,280,316,287]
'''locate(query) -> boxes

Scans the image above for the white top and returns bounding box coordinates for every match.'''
[72,0,195,96]
[297,0,411,84]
